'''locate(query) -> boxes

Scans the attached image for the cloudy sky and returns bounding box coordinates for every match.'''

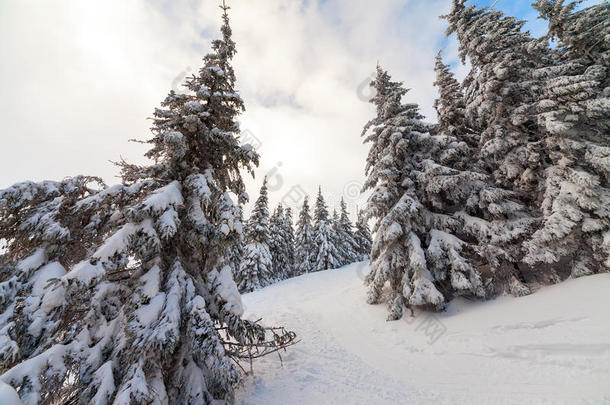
[0,0,599,217]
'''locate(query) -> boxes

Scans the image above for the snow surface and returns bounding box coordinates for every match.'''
[236,262,610,405]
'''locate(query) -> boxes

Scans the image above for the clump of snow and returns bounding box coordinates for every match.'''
[139,181,183,214]
[0,380,22,405]
[31,262,66,296]
[216,265,243,316]
[139,265,161,299]
[63,260,105,285]
[16,249,46,275]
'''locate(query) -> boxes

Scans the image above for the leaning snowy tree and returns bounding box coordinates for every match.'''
[312,188,341,272]
[443,0,548,192]
[0,4,295,404]
[445,0,609,284]
[236,178,274,293]
[294,197,316,275]
[523,0,610,277]
[442,0,561,288]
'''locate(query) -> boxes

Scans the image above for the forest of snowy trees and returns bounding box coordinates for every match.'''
[362,0,609,320]
[0,0,608,403]
[235,180,371,293]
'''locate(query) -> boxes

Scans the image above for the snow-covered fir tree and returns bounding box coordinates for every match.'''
[268,204,294,281]
[0,5,294,403]
[444,0,609,283]
[312,188,341,272]
[522,0,610,278]
[335,198,358,266]
[532,0,609,64]
[361,65,498,319]
[353,210,372,261]
[294,197,316,275]
[444,0,548,192]
[433,51,468,139]
[442,0,559,288]
[282,207,296,278]
[237,178,273,293]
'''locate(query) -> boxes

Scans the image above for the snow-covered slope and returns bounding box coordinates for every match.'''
[236,262,610,405]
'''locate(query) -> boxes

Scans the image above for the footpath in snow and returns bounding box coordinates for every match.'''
[236,262,610,405]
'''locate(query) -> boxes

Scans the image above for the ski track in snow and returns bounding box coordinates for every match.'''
[235,262,610,405]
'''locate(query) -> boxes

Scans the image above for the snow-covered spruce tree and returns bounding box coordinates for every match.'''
[532,0,609,64]
[362,65,498,320]
[281,207,296,278]
[0,5,294,404]
[443,0,548,193]
[353,210,372,261]
[294,197,316,275]
[268,204,294,281]
[433,51,468,139]
[312,188,341,272]
[521,1,610,278]
[335,198,358,266]
[237,178,273,293]
[442,1,563,287]
[0,177,107,386]
[330,209,342,264]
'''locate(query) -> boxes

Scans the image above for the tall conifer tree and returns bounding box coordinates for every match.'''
[0,4,295,403]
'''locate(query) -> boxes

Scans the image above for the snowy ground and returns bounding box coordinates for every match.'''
[236,262,610,405]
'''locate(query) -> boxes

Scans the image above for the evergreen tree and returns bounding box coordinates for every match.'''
[362,65,493,320]
[445,0,609,283]
[237,178,273,292]
[444,0,547,192]
[294,197,316,275]
[353,210,372,261]
[0,6,294,403]
[312,188,341,271]
[522,0,610,277]
[442,0,551,289]
[268,204,294,281]
[433,51,468,138]
[282,207,296,278]
[335,198,358,265]
[532,0,609,64]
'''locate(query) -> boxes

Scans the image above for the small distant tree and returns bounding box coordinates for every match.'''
[294,197,316,275]
[312,188,341,271]
[353,210,372,261]
[335,198,358,265]
[237,178,273,292]
[282,207,296,278]
[229,205,246,277]
[268,204,294,281]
